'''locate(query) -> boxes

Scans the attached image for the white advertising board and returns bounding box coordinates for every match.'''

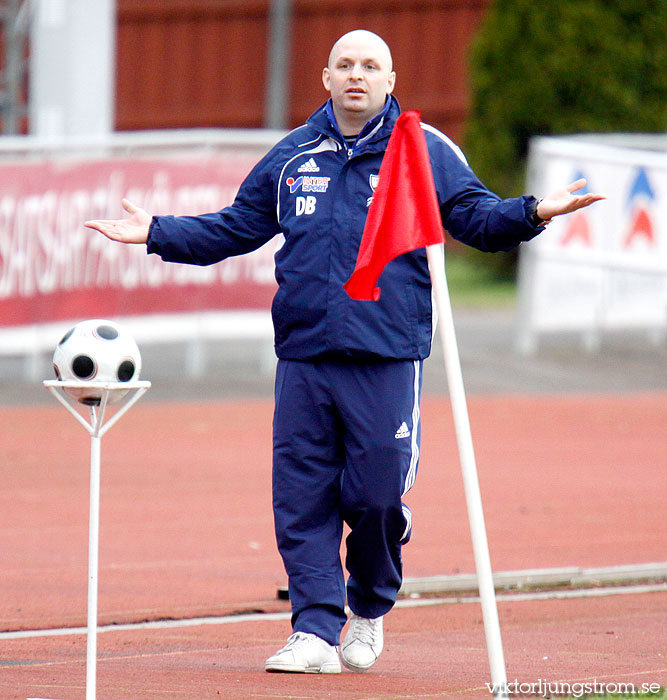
[517,135,667,353]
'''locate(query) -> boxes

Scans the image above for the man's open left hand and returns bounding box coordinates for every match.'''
[537,179,605,223]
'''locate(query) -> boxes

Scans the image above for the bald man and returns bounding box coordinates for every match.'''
[323,30,395,136]
[87,30,603,675]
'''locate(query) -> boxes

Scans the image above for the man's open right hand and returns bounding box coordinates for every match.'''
[85,198,152,244]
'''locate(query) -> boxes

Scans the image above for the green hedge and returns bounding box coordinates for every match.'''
[465,0,667,199]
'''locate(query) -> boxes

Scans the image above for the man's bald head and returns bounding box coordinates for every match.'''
[328,30,393,72]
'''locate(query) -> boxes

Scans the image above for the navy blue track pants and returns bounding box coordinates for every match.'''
[272,358,423,646]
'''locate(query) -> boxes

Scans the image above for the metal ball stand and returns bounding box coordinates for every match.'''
[38,380,151,700]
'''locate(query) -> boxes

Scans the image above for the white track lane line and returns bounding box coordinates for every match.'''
[2,582,665,641]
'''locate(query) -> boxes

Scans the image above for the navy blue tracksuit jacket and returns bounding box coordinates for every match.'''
[146,96,545,645]
[147,96,542,362]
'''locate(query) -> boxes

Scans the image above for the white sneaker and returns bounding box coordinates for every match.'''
[340,613,384,672]
[265,632,341,673]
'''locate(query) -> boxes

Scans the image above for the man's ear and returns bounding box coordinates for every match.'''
[322,67,331,92]
[387,71,396,95]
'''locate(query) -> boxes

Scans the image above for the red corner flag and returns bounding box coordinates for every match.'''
[343,110,444,301]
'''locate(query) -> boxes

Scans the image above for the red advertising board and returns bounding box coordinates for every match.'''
[0,151,279,327]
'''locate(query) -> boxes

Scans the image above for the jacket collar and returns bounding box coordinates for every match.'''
[306,95,401,152]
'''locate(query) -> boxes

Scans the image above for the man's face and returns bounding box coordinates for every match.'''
[322,31,395,131]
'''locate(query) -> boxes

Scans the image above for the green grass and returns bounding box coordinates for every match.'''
[493,681,666,699]
[555,690,665,700]
[444,252,517,308]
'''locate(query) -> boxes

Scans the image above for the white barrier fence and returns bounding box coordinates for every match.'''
[517,134,667,354]
[0,129,284,380]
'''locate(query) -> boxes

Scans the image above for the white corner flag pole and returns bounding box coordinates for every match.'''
[426,244,509,700]
[41,380,151,700]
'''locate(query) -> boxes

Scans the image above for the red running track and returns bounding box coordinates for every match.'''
[1,392,665,698]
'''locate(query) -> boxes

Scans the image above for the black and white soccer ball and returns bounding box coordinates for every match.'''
[53,319,141,405]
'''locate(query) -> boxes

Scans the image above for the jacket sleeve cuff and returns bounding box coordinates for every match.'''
[523,195,548,230]
[147,215,183,260]
[146,216,162,255]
